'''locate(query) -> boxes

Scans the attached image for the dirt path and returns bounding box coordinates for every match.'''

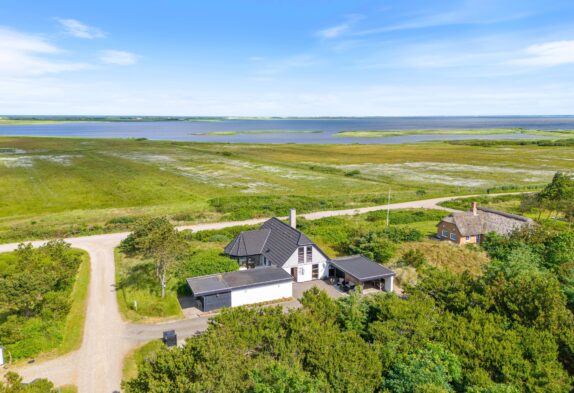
[0,194,507,392]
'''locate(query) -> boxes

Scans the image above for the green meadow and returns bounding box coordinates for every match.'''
[1,136,573,242]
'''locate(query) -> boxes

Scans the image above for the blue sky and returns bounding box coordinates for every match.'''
[1,0,574,116]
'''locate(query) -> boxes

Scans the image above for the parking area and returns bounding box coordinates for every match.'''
[293,279,345,300]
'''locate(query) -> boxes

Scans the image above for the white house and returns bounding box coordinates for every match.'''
[224,209,329,282]
[187,209,396,312]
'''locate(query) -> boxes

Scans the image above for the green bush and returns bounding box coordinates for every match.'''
[209,195,344,220]
[0,241,83,360]
[366,209,446,225]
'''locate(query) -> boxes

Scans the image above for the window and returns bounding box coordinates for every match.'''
[306,246,313,263]
[442,230,448,237]
[450,233,457,241]
[312,264,319,279]
[466,236,470,241]
[298,247,304,264]
[477,234,481,242]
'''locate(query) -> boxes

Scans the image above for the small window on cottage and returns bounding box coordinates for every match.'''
[466,236,470,241]
[442,230,448,237]
[306,246,312,262]
[450,233,457,241]
[298,247,305,264]
[477,234,481,242]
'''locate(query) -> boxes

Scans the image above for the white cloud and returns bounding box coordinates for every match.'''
[56,18,105,39]
[316,14,362,39]
[0,26,90,75]
[100,50,138,65]
[510,41,574,67]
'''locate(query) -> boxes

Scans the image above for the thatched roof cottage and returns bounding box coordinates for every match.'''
[437,202,534,245]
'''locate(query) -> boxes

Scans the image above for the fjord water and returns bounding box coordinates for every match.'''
[1,116,573,144]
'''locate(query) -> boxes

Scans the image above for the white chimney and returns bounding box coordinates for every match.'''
[289,208,297,228]
[472,202,478,216]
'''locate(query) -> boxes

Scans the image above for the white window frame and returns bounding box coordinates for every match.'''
[450,233,457,241]
[298,247,305,264]
[442,230,448,238]
[306,246,313,263]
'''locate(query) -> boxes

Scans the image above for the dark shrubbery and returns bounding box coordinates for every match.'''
[366,209,446,225]
[0,241,83,360]
[209,195,344,220]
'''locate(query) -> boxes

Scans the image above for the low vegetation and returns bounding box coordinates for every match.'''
[192,130,322,136]
[3,137,573,243]
[335,128,574,138]
[0,241,89,361]
[0,372,68,393]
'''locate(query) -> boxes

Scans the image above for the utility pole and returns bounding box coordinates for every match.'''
[386,188,391,227]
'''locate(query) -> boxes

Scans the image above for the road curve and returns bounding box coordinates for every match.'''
[0,194,507,392]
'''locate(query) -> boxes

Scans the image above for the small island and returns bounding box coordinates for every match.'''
[191,130,322,136]
[335,128,574,138]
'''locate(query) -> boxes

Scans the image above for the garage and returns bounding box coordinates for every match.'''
[329,255,395,292]
[187,267,294,312]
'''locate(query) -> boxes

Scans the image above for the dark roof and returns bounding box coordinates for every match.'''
[187,267,293,296]
[330,255,395,282]
[224,217,327,267]
[224,229,271,257]
[440,206,534,237]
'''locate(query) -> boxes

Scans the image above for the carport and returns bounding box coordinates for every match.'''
[187,267,293,312]
[329,255,395,292]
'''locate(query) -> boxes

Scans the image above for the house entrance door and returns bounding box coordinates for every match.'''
[290,267,298,281]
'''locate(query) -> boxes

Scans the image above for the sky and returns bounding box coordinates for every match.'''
[1,0,574,116]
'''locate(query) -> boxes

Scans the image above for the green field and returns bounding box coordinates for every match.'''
[1,137,573,243]
[336,128,574,138]
[192,130,322,136]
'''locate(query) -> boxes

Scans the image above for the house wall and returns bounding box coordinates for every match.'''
[282,245,328,282]
[437,221,482,245]
[231,281,292,307]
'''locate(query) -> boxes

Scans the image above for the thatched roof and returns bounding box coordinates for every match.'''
[441,207,534,237]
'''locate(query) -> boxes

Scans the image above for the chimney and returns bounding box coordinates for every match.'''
[472,202,478,216]
[289,208,297,229]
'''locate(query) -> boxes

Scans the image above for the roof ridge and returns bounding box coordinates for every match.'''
[477,207,530,222]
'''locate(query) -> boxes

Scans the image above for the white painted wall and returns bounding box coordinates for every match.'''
[384,276,394,292]
[231,281,292,307]
[282,246,328,282]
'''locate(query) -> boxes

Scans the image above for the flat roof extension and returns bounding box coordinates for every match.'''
[187,266,293,297]
[330,255,395,282]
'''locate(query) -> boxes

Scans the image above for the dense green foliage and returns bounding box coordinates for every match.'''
[0,372,57,393]
[124,276,573,392]
[0,241,84,360]
[209,195,343,220]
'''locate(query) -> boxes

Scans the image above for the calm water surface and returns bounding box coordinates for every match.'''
[1,116,573,144]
